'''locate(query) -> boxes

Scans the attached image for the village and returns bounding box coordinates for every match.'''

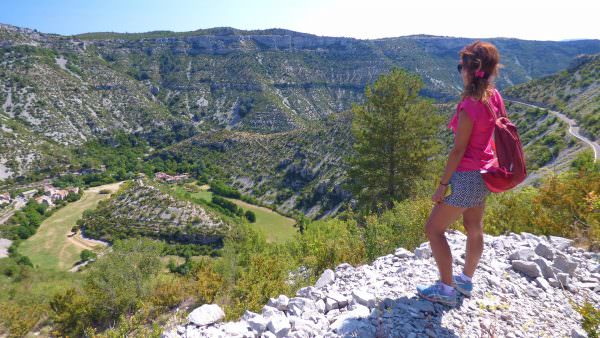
[0,172,188,211]
[153,172,190,183]
[0,184,80,211]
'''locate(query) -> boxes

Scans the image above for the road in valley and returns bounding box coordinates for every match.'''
[506,100,599,162]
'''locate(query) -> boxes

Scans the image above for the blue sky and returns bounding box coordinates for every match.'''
[1,0,599,41]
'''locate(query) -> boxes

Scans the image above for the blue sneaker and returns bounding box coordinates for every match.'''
[452,275,473,297]
[416,281,457,307]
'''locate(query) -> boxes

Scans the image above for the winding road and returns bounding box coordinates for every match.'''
[506,100,599,163]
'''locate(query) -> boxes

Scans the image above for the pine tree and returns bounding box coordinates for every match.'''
[345,67,442,215]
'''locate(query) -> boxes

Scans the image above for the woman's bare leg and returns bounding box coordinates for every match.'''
[461,202,486,277]
[425,202,467,285]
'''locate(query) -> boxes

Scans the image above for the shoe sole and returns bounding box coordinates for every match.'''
[452,283,472,297]
[417,291,457,307]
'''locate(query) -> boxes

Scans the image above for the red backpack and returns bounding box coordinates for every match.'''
[480,97,527,193]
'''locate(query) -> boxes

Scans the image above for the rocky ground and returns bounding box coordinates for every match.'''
[162,230,599,338]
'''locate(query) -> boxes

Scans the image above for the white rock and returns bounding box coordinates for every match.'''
[534,257,558,279]
[480,318,492,331]
[549,236,573,251]
[267,315,291,338]
[325,297,338,313]
[267,294,289,311]
[553,254,578,276]
[351,289,377,308]
[287,297,318,317]
[262,305,284,319]
[187,304,225,327]
[329,305,372,335]
[247,314,269,334]
[326,291,348,309]
[221,321,251,336]
[261,331,277,338]
[534,242,555,260]
[296,286,324,301]
[512,260,542,278]
[315,299,326,314]
[394,247,414,258]
[315,269,335,288]
[535,277,551,291]
[414,244,432,259]
[571,327,588,338]
[508,248,536,261]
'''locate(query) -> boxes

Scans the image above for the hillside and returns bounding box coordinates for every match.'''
[80,179,232,244]
[505,53,600,141]
[156,110,356,219]
[162,230,600,337]
[2,23,600,179]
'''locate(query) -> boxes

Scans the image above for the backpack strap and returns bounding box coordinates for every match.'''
[483,98,498,121]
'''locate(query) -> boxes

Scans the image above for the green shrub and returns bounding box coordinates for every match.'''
[80,249,97,262]
[212,195,240,215]
[50,238,163,336]
[245,210,256,223]
[291,217,366,281]
[573,299,600,338]
[209,180,241,198]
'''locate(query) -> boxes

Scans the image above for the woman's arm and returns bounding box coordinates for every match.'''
[440,109,473,184]
[431,108,474,203]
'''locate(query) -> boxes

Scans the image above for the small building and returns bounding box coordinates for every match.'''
[51,190,69,200]
[21,189,37,200]
[43,184,78,202]
[35,195,54,206]
[155,172,190,183]
[0,192,10,205]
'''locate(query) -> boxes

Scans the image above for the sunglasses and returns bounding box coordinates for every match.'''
[457,64,463,73]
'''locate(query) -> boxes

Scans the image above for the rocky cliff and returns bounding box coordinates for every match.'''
[162,230,599,337]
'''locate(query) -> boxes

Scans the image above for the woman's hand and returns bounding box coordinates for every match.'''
[432,184,449,204]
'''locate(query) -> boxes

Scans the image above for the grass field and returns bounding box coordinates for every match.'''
[18,182,122,271]
[173,184,297,243]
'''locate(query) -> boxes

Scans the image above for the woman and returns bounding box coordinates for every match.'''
[416,40,503,306]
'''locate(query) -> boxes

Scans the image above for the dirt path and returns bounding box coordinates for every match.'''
[0,209,14,225]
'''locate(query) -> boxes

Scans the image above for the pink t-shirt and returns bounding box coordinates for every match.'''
[447,89,503,172]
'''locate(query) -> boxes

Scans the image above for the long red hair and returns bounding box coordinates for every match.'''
[459,41,501,102]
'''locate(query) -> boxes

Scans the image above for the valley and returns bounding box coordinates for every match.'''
[0,21,599,337]
[2,23,600,220]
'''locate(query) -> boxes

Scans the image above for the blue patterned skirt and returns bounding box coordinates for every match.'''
[443,170,492,208]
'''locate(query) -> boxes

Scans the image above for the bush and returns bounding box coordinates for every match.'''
[245,210,256,223]
[212,195,241,215]
[80,249,97,262]
[291,217,366,281]
[50,238,164,336]
[66,192,81,202]
[574,299,600,338]
[209,180,241,198]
